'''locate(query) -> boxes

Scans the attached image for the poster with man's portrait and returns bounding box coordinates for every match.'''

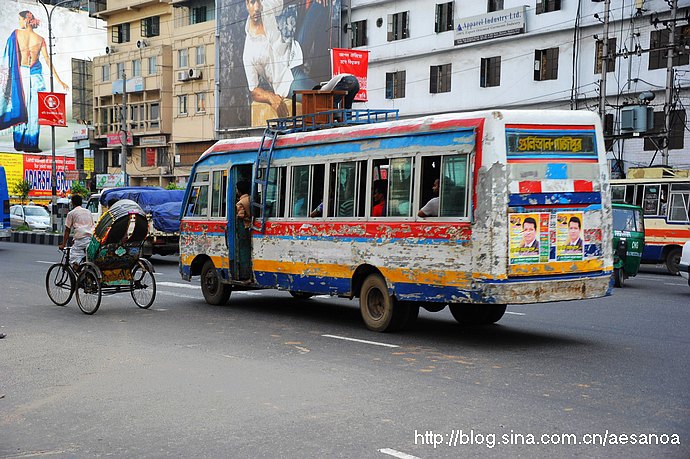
[217,0,341,128]
[556,212,584,261]
[509,213,549,265]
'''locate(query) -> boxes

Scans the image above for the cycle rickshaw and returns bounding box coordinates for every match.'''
[45,199,157,314]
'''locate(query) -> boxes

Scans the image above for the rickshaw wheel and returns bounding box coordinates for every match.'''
[613,267,625,288]
[131,261,156,309]
[76,267,102,315]
[46,263,75,306]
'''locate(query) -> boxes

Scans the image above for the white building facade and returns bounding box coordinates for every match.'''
[347,0,690,172]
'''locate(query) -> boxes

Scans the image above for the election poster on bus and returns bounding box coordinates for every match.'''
[556,211,584,261]
[509,213,549,265]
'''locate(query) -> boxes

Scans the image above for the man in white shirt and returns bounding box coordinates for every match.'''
[59,194,94,269]
[418,179,440,218]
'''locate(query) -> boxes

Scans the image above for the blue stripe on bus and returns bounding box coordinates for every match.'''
[546,163,568,179]
[508,192,601,206]
[642,245,664,263]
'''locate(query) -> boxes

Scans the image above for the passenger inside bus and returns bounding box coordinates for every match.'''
[235,179,252,280]
[372,181,387,217]
[418,179,440,218]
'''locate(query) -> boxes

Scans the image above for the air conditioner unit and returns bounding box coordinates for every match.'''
[177,70,190,82]
[136,39,148,49]
[105,46,116,54]
[159,166,166,175]
[187,67,203,80]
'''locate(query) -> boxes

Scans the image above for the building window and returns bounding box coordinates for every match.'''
[430,64,452,93]
[179,95,188,115]
[141,16,160,38]
[157,150,169,167]
[480,56,501,87]
[150,103,160,129]
[649,27,690,70]
[192,5,207,24]
[148,56,157,75]
[196,92,206,112]
[111,150,120,167]
[111,23,130,43]
[536,0,561,14]
[102,64,110,82]
[351,20,367,47]
[196,45,206,66]
[644,110,686,151]
[534,47,559,81]
[387,11,409,41]
[142,147,156,167]
[595,38,617,73]
[116,62,124,79]
[385,71,406,99]
[132,59,141,77]
[488,0,504,12]
[179,48,188,68]
[435,3,453,33]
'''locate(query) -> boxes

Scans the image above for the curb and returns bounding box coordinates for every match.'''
[10,232,61,246]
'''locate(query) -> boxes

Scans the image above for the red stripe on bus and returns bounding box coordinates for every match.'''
[260,221,473,240]
[505,124,596,130]
[519,181,542,193]
[573,180,594,192]
[180,220,227,232]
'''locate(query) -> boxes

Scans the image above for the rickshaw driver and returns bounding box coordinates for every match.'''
[59,195,95,270]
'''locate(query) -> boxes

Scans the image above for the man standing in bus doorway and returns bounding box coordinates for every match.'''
[566,216,583,250]
[520,217,539,251]
[235,180,252,280]
[59,195,94,270]
[418,178,440,218]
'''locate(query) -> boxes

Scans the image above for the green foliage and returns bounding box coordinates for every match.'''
[12,180,31,206]
[15,223,31,232]
[70,182,90,199]
[165,182,182,190]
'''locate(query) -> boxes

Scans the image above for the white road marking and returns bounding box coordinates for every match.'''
[158,281,200,290]
[663,282,685,286]
[378,448,421,459]
[157,291,200,300]
[505,311,525,316]
[322,334,399,348]
[233,291,261,296]
[36,260,55,265]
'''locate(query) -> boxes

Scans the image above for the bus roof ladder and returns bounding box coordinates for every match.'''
[251,128,281,233]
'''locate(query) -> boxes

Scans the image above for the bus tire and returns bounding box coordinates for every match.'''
[665,248,682,275]
[449,304,506,326]
[613,268,625,288]
[359,274,407,332]
[201,260,231,305]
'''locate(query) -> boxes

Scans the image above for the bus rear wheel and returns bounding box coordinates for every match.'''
[201,260,231,305]
[449,304,507,326]
[359,274,408,332]
[666,248,682,275]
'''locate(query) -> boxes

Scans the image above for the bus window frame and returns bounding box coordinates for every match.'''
[668,184,690,223]
[415,150,472,221]
[368,153,416,220]
[185,169,211,218]
[209,168,228,220]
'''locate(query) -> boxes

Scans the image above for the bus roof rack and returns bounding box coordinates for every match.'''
[265,108,399,135]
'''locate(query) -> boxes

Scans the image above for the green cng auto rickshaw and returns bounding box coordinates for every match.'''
[612,203,645,287]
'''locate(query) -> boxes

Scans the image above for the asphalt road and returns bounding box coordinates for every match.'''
[1,241,688,458]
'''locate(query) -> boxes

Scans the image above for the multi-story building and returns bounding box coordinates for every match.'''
[90,0,215,188]
[347,0,690,172]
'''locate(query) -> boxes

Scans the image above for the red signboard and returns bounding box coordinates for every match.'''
[23,154,76,197]
[331,49,369,102]
[37,92,67,127]
[107,132,133,147]
[145,148,156,166]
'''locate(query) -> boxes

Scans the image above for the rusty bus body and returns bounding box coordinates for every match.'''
[179,110,613,332]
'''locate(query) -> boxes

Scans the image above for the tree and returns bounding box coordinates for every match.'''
[70,182,90,199]
[165,182,182,190]
[13,180,31,206]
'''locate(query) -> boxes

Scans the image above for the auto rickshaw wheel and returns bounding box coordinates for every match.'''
[613,267,625,288]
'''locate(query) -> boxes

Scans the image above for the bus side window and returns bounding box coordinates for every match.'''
[290,164,324,217]
[440,154,468,218]
[669,184,690,222]
[264,166,286,218]
[329,161,365,218]
[210,170,227,218]
[388,157,413,217]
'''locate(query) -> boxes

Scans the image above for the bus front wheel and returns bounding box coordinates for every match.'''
[201,260,231,305]
[666,248,682,275]
[449,304,507,325]
[359,274,408,332]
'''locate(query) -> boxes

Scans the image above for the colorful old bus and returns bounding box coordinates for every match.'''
[179,110,613,332]
[611,167,690,274]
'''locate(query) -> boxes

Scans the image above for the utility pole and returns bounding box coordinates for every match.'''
[662,0,678,166]
[120,71,128,186]
[598,0,612,124]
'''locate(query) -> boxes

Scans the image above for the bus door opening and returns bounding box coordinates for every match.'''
[232,164,253,281]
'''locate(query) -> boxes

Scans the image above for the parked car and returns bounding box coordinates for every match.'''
[10,205,50,231]
[680,241,690,287]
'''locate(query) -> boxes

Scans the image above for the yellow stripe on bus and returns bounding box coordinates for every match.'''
[180,254,229,269]
[508,259,608,276]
